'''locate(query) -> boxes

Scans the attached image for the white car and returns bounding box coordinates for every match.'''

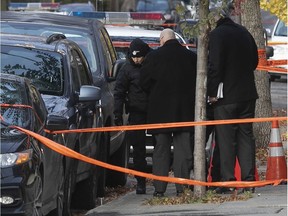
[268,18,287,80]
[106,25,193,59]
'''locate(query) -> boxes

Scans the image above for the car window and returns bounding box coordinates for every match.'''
[274,20,287,37]
[71,49,90,86]
[59,4,95,14]
[261,9,278,37]
[0,79,30,128]
[70,50,82,93]
[29,85,46,127]
[136,0,170,12]
[99,28,116,76]
[1,45,64,96]
[1,22,98,75]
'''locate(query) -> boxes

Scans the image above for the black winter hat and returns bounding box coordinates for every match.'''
[129,38,150,57]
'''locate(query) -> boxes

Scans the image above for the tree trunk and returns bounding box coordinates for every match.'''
[240,0,272,148]
[193,0,210,197]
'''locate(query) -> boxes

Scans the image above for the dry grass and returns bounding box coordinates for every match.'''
[144,188,253,206]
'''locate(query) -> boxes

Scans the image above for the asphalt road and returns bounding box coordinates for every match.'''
[270,77,287,109]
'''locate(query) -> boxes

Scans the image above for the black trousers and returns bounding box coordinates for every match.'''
[128,112,147,183]
[153,132,193,193]
[214,100,256,182]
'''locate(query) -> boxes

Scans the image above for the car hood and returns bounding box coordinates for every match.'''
[42,94,69,115]
[1,127,28,153]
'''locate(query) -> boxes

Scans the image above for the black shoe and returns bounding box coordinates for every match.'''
[242,187,255,193]
[176,190,183,197]
[136,186,146,194]
[214,187,236,194]
[153,192,164,197]
[136,182,146,194]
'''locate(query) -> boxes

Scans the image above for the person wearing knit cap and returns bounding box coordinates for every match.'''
[113,38,151,194]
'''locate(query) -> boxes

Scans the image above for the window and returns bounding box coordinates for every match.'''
[100,28,117,76]
[1,46,64,95]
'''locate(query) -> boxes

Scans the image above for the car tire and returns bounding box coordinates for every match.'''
[47,162,64,216]
[106,134,129,187]
[96,131,110,197]
[71,140,100,210]
[32,169,43,216]
[63,158,77,216]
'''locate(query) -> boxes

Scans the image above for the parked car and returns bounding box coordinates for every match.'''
[0,32,106,214]
[106,25,191,59]
[268,18,288,81]
[135,0,179,23]
[1,11,129,190]
[0,73,68,215]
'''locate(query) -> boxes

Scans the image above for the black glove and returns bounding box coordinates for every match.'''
[114,116,123,126]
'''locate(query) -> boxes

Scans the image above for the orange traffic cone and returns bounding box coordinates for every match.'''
[235,158,259,181]
[266,120,287,180]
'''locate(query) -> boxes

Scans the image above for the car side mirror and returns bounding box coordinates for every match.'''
[46,114,69,131]
[107,59,126,82]
[266,46,274,59]
[78,85,101,102]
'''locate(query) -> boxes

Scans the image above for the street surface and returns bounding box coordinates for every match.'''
[271,77,287,109]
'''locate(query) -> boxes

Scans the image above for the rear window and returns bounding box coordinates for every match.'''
[1,45,64,95]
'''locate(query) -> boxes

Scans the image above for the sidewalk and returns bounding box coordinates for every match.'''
[86,180,287,216]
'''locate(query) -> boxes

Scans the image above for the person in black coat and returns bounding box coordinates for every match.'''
[139,28,197,197]
[207,10,259,194]
[114,38,151,194]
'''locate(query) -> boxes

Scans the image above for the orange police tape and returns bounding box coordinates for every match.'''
[257,49,288,73]
[13,116,287,188]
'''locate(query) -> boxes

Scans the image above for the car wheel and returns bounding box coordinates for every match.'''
[106,134,129,187]
[71,166,98,210]
[63,158,77,216]
[32,170,43,216]
[48,162,64,216]
[96,131,110,197]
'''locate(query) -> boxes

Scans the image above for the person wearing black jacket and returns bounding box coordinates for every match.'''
[139,28,197,197]
[207,10,259,194]
[113,38,151,194]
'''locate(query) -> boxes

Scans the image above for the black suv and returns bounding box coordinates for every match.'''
[1,9,129,200]
[0,32,111,215]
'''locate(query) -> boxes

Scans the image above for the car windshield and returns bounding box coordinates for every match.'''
[261,9,278,37]
[136,0,169,12]
[274,20,287,37]
[59,4,95,14]
[1,45,64,95]
[1,22,97,74]
[0,80,30,128]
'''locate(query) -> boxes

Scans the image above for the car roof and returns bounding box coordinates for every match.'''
[106,26,162,38]
[0,73,28,85]
[106,25,185,42]
[0,32,60,51]
[1,11,104,31]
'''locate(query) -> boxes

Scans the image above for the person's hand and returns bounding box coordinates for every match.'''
[208,96,218,105]
[114,116,123,126]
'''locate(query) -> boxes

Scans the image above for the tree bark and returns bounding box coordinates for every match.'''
[193,0,210,197]
[241,0,272,148]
